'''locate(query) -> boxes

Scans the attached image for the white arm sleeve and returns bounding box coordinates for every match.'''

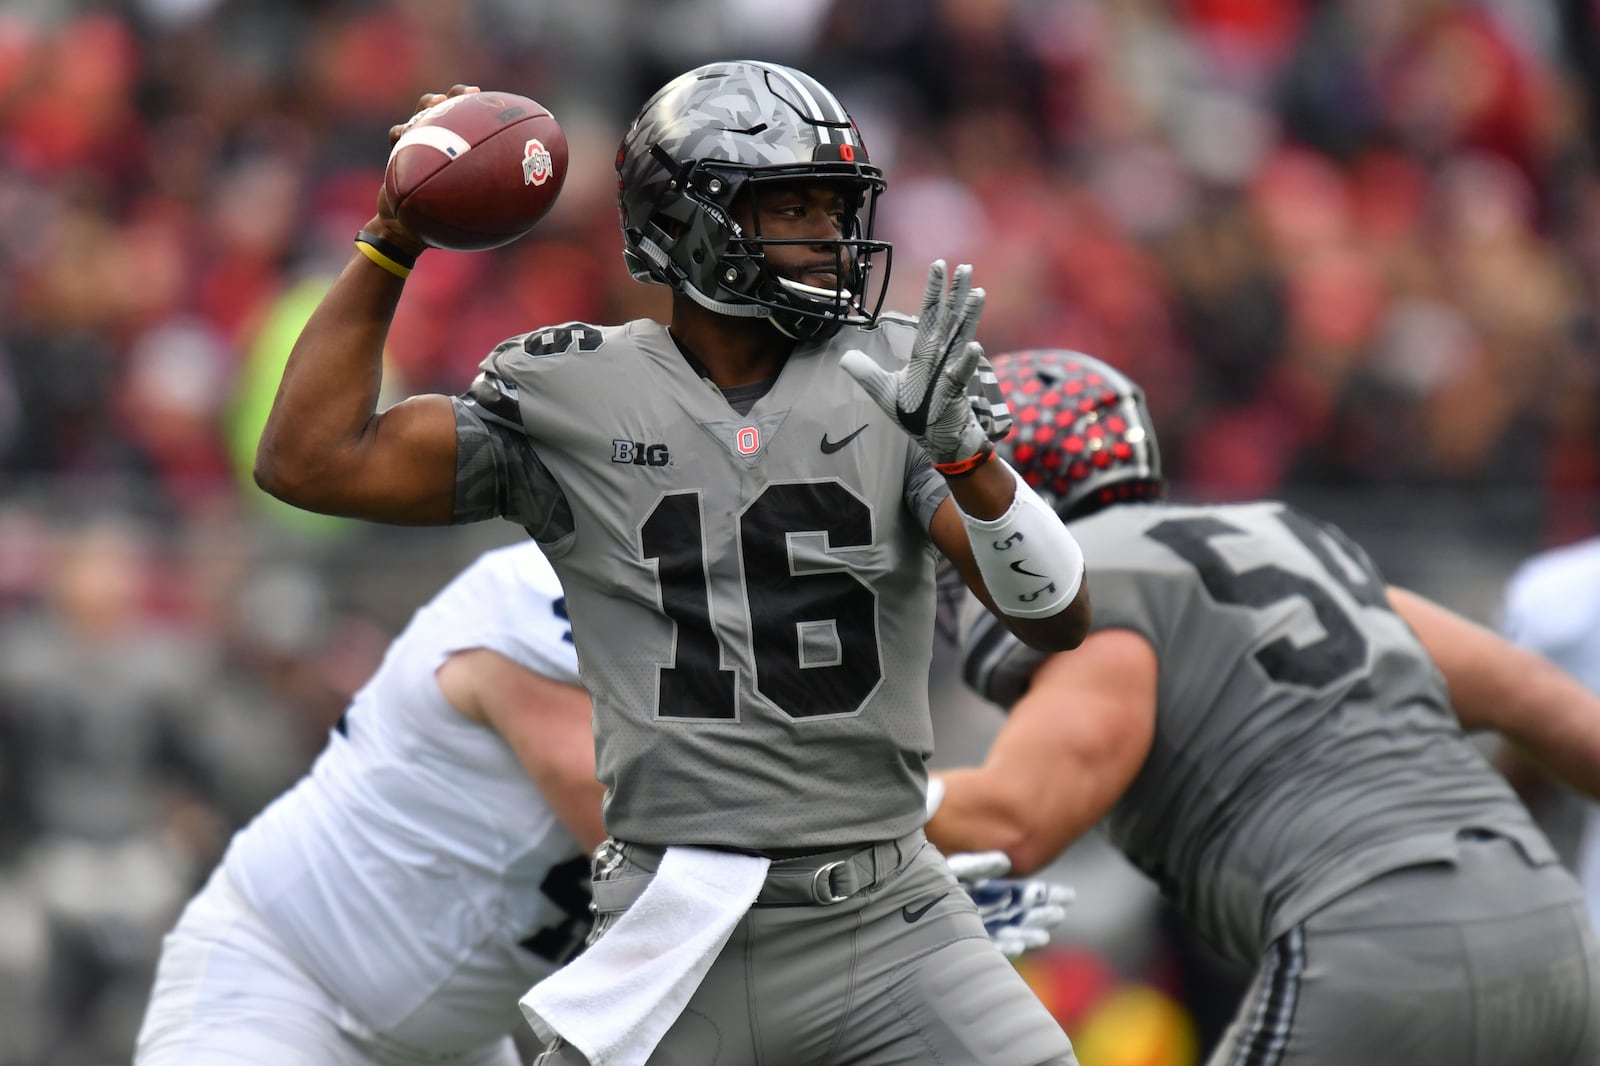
[956,462,1084,619]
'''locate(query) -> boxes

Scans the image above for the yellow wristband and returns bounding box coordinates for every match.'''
[354,237,412,279]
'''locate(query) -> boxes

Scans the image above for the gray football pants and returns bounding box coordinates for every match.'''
[534,831,1076,1066]
[1208,833,1600,1066]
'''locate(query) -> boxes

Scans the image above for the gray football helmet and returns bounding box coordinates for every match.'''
[617,60,891,341]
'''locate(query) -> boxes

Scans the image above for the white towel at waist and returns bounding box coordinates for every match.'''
[520,845,770,1066]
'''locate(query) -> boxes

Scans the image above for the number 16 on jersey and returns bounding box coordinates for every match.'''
[640,482,884,722]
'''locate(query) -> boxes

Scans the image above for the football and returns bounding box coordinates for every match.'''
[383,90,568,252]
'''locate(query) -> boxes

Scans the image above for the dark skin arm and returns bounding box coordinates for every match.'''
[253,87,476,524]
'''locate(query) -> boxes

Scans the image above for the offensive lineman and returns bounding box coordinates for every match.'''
[254,64,1090,1065]
[133,542,601,1065]
[928,349,1600,1066]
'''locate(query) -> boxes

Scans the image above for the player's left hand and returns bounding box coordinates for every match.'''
[840,260,997,465]
[967,355,1014,445]
[948,850,1076,958]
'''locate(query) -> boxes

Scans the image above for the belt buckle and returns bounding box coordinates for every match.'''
[810,860,850,904]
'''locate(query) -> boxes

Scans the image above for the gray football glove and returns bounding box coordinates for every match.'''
[948,850,1076,959]
[841,260,996,465]
[968,353,1014,444]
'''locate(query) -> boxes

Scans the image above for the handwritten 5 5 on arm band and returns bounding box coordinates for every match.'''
[957,462,1084,619]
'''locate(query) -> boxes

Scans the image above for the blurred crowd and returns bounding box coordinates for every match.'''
[3,0,1599,1063]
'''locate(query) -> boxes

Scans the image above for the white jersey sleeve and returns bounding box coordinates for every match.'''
[1501,538,1600,692]
[1500,537,1600,935]
[433,541,581,684]
[220,541,591,1053]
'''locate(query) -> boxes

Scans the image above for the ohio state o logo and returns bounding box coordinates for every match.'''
[736,427,760,455]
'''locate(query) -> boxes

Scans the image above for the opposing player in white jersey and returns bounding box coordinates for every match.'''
[253,63,1091,1065]
[133,542,600,1065]
[929,349,1600,1066]
[1500,537,1600,932]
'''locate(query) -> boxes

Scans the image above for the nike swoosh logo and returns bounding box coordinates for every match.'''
[901,891,949,923]
[1008,559,1049,579]
[820,425,868,454]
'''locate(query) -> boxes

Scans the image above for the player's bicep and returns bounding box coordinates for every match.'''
[984,632,1156,864]
[304,393,460,524]
[1001,633,1158,774]
[931,629,1157,874]
[1390,586,1593,735]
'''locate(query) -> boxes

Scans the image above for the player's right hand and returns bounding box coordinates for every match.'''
[369,85,481,253]
[840,260,993,465]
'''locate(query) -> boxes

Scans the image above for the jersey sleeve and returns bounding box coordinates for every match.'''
[451,399,575,550]
[451,334,576,551]
[473,585,581,686]
[1498,554,1600,656]
[955,591,1049,708]
[904,449,950,531]
[431,545,583,684]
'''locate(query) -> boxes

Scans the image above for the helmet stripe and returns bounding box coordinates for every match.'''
[1116,392,1155,481]
[762,63,852,145]
[799,72,854,141]
[807,72,856,144]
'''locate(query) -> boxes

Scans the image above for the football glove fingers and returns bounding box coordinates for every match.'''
[966,878,1076,940]
[945,850,1012,884]
[990,923,1054,959]
[968,351,1014,444]
[839,259,991,465]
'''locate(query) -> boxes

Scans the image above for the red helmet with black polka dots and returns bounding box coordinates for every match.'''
[991,349,1164,521]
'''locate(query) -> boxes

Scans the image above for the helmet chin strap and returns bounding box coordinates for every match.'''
[682,283,768,319]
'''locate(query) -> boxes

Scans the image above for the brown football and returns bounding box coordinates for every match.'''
[383,90,568,252]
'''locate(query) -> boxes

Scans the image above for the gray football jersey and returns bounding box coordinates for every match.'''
[958,500,1554,967]
[451,316,952,850]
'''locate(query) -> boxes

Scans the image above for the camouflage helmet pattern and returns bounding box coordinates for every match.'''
[616,60,891,341]
[990,349,1165,521]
